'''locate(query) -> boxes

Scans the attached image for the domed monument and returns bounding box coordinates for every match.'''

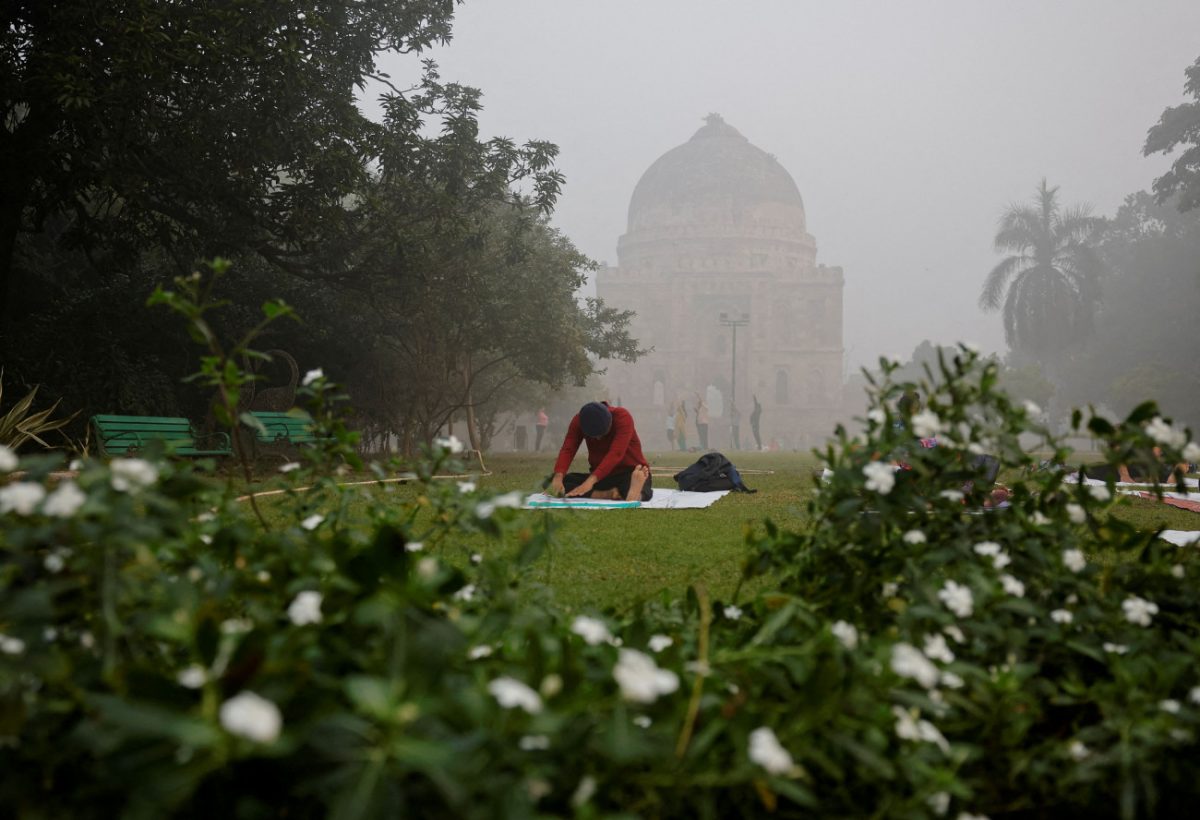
[597,114,844,450]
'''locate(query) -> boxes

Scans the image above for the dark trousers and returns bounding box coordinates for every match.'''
[751,423,762,450]
[697,423,708,449]
[549,468,653,502]
[535,425,546,451]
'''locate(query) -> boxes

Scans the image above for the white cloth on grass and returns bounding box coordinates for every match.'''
[523,488,729,510]
[1068,473,1198,488]
[1159,530,1200,547]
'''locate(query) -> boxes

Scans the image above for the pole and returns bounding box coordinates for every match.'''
[730,322,737,410]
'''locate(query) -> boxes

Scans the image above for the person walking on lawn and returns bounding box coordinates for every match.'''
[675,401,689,452]
[695,396,710,450]
[750,394,763,450]
[548,401,652,502]
[535,407,549,451]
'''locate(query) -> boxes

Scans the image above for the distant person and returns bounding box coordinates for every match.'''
[695,396,710,450]
[548,401,652,502]
[535,407,549,452]
[750,394,763,450]
[730,403,741,450]
[666,405,676,451]
[675,401,689,452]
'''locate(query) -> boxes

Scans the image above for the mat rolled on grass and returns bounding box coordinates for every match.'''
[522,488,729,510]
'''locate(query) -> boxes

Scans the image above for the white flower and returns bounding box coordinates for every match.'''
[958,814,990,820]
[570,775,597,808]
[539,674,563,698]
[278,461,301,473]
[891,642,940,689]
[867,408,886,424]
[1145,416,1187,449]
[911,410,942,439]
[1000,574,1025,598]
[519,734,551,751]
[41,481,86,518]
[1066,503,1086,524]
[0,444,18,472]
[467,644,493,660]
[1172,564,1185,578]
[1022,400,1042,417]
[571,615,614,646]
[941,671,964,689]
[42,627,57,642]
[220,691,282,743]
[287,591,322,626]
[633,715,652,728]
[178,665,207,689]
[723,605,743,621]
[1189,686,1200,705]
[300,513,324,531]
[404,541,424,553]
[938,580,974,618]
[903,529,926,545]
[1068,739,1090,761]
[748,726,795,775]
[1050,609,1074,624]
[110,458,158,492]
[939,489,964,503]
[863,461,896,494]
[488,676,543,713]
[613,648,679,703]
[881,581,900,598]
[943,625,965,644]
[475,492,524,519]
[470,553,482,565]
[992,552,1012,570]
[0,482,46,515]
[417,557,438,580]
[1103,642,1129,655]
[1184,441,1200,463]
[1062,549,1087,573]
[1160,699,1181,714]
[80,630,95,649]
[831,620,859,650]
[301,368,324,386]
[0,634,26,655]
[1088,485,1111,503]
[923,633,955,663]
[648,634,674,653]
[454,584,478,602]
[43,551,66,573]
[973,541,1001,557]
[1122,595,1159,627]
[434,435,464,454]
[928,792,951,816]
[457,480,476,494]
[967,441,988,456]
[1031,511,1050,525]
[892,705,949,753]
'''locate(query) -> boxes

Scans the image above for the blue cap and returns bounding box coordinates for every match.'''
[579,402,613,437]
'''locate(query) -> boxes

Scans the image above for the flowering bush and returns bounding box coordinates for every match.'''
[3,325,1198,817]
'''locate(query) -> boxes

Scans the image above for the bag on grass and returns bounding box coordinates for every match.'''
[673,452,756,493]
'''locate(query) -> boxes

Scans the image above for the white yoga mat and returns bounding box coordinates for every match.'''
[523,488,729,510]
[1068,473,1198,488]
[1159,530,1200,547]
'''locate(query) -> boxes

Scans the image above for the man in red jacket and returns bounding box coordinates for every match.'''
[548,401,652,502]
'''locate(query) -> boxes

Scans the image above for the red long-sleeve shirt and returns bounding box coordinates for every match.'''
[552,404,648,481]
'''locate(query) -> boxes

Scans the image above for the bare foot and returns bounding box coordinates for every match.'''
[626,464,650,502]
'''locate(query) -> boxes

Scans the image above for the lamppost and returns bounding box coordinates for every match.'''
[718,310,750,418]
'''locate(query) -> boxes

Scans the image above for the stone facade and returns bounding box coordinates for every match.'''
[597,115,844,451]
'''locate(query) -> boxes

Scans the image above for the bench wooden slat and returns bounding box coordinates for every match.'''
[92,414,231,457]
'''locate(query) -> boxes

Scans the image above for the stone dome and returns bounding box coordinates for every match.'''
[625,114,808,235]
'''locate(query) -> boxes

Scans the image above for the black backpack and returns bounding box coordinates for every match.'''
[673,452,756,493]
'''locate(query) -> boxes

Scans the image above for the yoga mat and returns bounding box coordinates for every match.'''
[1159,530,1200,547]
[523,488,730,510]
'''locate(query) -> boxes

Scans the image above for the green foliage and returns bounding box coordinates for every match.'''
[4,341,1200,818]
[1145,54,1200,213]
[0,369,75,450]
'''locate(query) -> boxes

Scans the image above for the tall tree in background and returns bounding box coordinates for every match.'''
[979,180,1104,367]
[1145,54,1200,213]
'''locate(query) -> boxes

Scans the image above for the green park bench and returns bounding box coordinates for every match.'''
[91,414,232,457]
[247,410,332,447]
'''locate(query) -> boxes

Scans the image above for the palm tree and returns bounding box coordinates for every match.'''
[979,180,1104,364]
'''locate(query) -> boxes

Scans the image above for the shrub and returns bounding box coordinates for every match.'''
[2,291,1198,818]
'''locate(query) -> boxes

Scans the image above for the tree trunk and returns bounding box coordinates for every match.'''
[463,354,482,453]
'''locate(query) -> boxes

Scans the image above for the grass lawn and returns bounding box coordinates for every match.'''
[249,451,1200,613]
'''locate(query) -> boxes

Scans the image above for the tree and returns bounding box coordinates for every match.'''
[1145,55,1200,212]
[0,0,458,323]
[979,180,1104,366]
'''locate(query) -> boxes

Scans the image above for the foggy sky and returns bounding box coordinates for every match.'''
[363,0,1200,372]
